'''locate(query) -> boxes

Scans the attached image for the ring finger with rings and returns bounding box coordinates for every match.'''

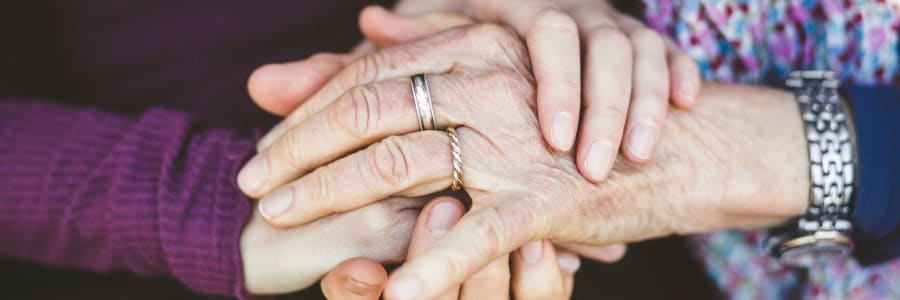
[238,73,470,199]
[257,126,482,227]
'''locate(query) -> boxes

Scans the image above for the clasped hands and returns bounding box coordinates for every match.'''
[236,2,810,299]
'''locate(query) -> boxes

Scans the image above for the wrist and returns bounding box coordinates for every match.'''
[664,83,809,231]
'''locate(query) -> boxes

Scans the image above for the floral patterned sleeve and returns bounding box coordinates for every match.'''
[642,1,900,299]
[645,0,899,85]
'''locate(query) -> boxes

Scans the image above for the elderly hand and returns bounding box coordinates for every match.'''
[238,21,810,298]
[246,7,627,263]
[319,197,582,300]
[251,1,700,183]
[393,0,702,176]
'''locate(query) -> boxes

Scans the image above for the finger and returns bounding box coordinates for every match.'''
[616,15,670,163]
[248,6,466,125]
[407,197,466,300]
[252,25,504,161]
[556,242,627,263]
[555,249,580,299]
[253,9,472,152]
[321,257,388,300]
[384,201,532,300]
[248,53,355,116]
[468,0,581,151]
[256,131,453,227]
[359,6,472,49]
[271,25,487,140]
[565,3,632,182]
[512,240,566,300]
[246,74,463,197]
[666,40,701,109]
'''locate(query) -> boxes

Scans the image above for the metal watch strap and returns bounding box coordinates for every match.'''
[785,70,855,236]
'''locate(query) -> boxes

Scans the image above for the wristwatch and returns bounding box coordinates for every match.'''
[765,70,856,267]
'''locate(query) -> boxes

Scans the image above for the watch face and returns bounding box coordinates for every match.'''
[781,242,851,267]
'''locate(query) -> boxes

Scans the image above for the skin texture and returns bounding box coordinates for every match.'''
[319,197,581,300]
[250,1,701,184]
[239,11,615,297]
[240,10,628,297]
[240,197,422,294]
[391,0,701,180]
[239,23,810,299]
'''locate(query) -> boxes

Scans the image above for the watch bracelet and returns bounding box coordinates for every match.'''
[785,70,855,236]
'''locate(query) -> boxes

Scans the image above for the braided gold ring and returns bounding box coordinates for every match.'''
[446,127,463,191]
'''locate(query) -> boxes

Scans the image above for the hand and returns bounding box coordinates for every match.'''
[245,8,628,262]
[239,22,808,297]
[250,1,700,183]
[392,0,702,180]
[319,197,581,300]
[240,197,423,294]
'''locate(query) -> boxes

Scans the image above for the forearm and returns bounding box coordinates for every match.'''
[0,99,256,298]
[598,83,809,240]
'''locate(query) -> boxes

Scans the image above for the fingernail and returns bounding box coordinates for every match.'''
[256,122,286,152]
[389,275,423,300]
[557,252,581,274]
[521,241,543,264]
[427,201,460,238]
[259,188,292,219]
[584,140,615,181]
[626,122,659,161]
[345,276,378,296]
[237,155,268,195]
[550,112,575,151]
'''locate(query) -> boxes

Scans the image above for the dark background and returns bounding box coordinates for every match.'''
[0,236,720,300]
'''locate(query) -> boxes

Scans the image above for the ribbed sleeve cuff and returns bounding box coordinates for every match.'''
[156,128,260,299]
[101,109,260,298]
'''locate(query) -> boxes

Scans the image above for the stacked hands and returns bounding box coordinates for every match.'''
[237,2,810,299]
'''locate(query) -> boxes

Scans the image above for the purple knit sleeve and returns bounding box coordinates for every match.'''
[0,99,257,299]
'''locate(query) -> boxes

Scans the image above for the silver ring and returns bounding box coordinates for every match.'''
[447,127,463,191]
[411,74,437,131]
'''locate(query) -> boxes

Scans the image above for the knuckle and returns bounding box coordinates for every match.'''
[305,169,333,209]
[471,207,516,258]
[590,101,628,123]
[369,136,413,188]
[532,9,578,37]
[274,131,306,169]
[345,53,382,87]
[629,28,665,51]
[335,85,380,138]
[586,27,631,53]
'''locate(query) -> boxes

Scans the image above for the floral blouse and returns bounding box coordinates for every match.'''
[642,0,900,299]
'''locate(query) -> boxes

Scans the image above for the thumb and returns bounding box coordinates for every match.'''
[247,52,354,116]
[358,5,472,48]
[321,257,388,300]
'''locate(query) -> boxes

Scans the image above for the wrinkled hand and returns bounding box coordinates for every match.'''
[239,21,810,298]
[319,197,582,300]
[252,1,700,183]
[392,0,702,180]
[246,8,627,262]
